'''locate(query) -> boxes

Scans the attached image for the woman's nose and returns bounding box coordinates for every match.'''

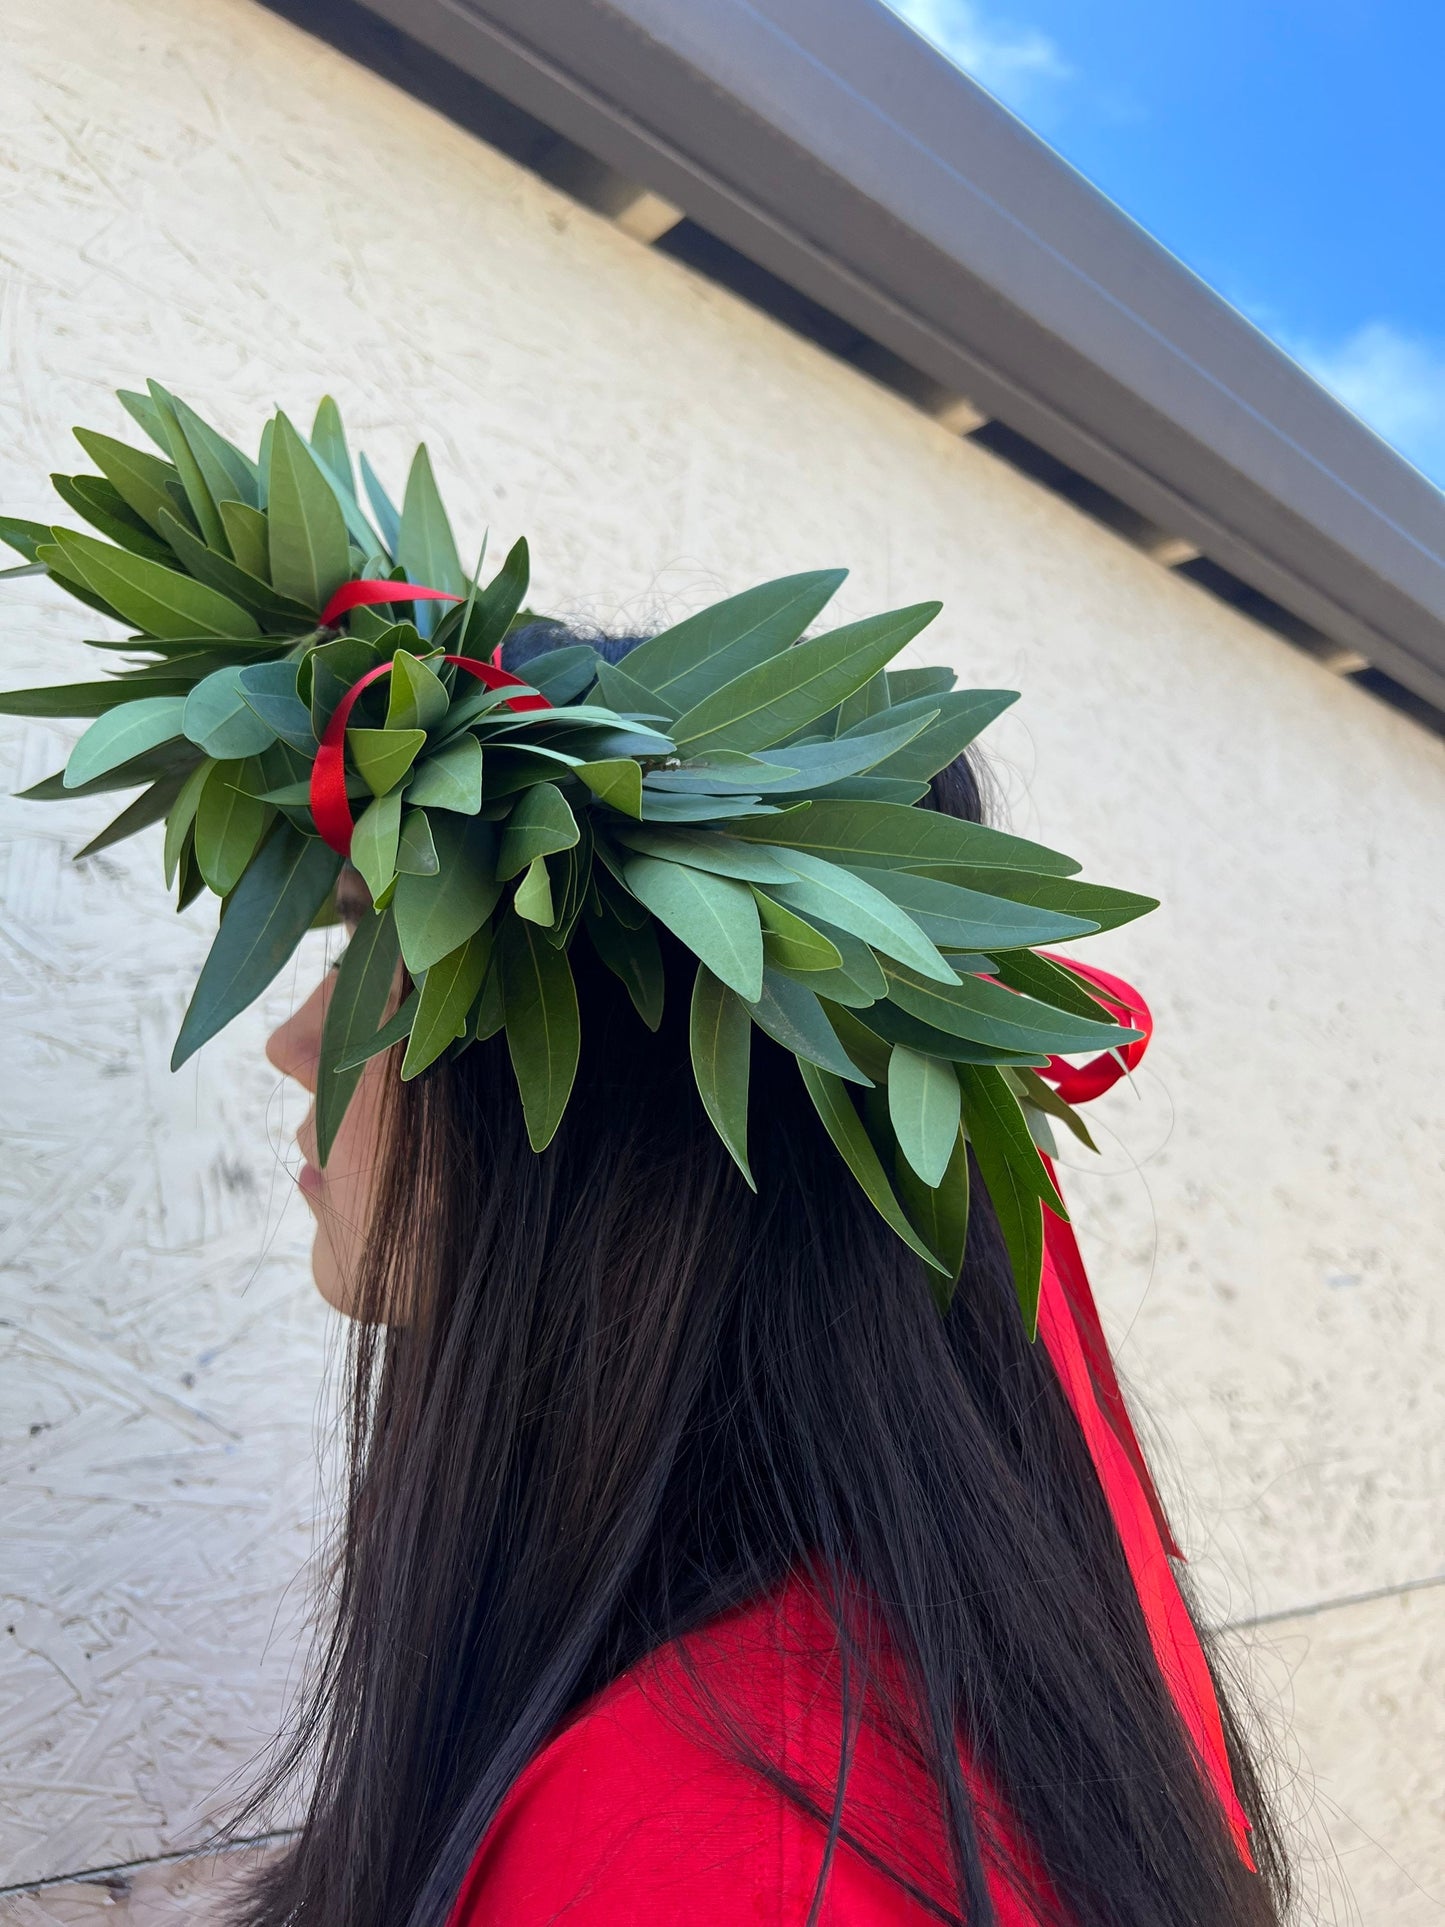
[266,976,329,1092]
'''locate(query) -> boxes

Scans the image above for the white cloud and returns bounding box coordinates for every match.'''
[886,0,1071,116]
[1288,321,1445,487]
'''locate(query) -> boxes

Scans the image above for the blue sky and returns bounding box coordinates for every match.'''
[888,0,1445,489]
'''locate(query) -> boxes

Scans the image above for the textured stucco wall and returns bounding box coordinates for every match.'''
[2,0,1442,1917]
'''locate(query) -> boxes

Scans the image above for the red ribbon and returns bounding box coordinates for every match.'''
[1033,960,1174,1552]
[1031,960,1254,1865]
[1038,956,1152,1105]
[309,650,550,856]
[318,579,465,628]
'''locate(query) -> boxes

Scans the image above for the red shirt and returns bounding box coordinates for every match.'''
[450,1577,1049,1925]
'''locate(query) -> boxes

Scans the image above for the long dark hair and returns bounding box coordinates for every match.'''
[231,628,1289,1927]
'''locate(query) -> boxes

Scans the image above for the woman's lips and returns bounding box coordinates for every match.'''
[298,1159,325,1198]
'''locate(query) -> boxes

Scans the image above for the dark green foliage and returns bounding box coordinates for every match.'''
[1,383,1158,1327]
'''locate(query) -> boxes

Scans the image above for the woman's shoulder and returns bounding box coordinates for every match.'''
[448,1579,1043,1926]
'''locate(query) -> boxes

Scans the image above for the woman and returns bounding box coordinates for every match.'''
[1,392,1288,1927]
[245,630,1284,1926]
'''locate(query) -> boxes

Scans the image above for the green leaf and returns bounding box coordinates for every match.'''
[497,781,579,880]
[397,445,466,623]
[917,869,1159,936]
[306,636,381,736]
[520,644,599,704]
[333,987,418,1072]
[359,452,402,556]
[744,969,868,1082]
[315,906,400,1158]
[467,961,505,1043]
[613,826,797,882]
[32,559,127,623]
[117,387,171,451]
[155,508,313,629]
[171,824,341,1067]
[396,806,439,875]
[849,867,1097,949]
[166,393,260,512]
[73,427,181,538]
[859,689,1017,782]
[164,760,212,886]
[65,696,188,788]
[747,711,935,792]
[766,850,955,984]
[499,913,581,1150]
[235,660,317,753]
[643,749,798,794]
[0,515,53,562]
[406,735,482,813]
[402,924,491,1079]
[893,1124,970,1310]
[453,537,529,657]
[0,679,189,720]
[753,889,843,972]
[266,411,350,612]
[385,648,450,732]
[308,447,383,557]
[593,656,676,720]
[310,396,354,495]
[796,1063,948,1273]
[73,767,193,861]
[19,743,201,805]
[958,1065,1048,1332]
[888,1045,961,1187]
[193,761,271,894]
[51,474,175,562]
[689,966,754,1186]
[805,920,887,1002]
[50,529,260,640]
[574,758,643,818]
[887,666,955,703]
[638,790,784,825]
[670,602,941,754]
[861,1000,1043,1066]
[148,382,227,551]
[394,815,500,971]
[882,959,1140,1056]
[512,854,555,925]
[813,776,929,805]
[348,726,427,796]
[832,667,890,736]
[184,666,278,759]
[1007,1065,1099,1154]
[622,854,763,1001]
[988,949,1113,1022]
[622,571,847,711]
[731,799,1080,878]
[586,903,664,1028]
[549,817,593,946]
[219,500,271,581]
[351,787,404,899]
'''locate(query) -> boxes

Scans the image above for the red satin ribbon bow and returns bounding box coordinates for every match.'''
[309,581,551,856]
[1032,959,1254,1866]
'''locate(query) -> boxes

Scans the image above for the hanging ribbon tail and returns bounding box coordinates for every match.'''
[1041,1186,1181,1559]
[1037,1265,1255,1865]
[1031,960,1254,1867]
[1033,957,1176,1551]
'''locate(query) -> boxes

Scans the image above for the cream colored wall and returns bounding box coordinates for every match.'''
[1,0,1441,1918]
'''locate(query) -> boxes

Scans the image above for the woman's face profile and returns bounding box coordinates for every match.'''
[266,869,388,1315]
